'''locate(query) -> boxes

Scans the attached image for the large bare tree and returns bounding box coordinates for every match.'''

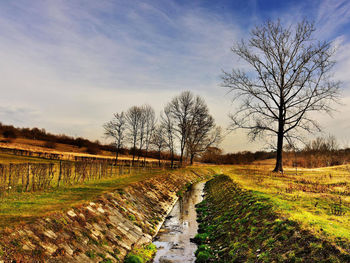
[222,20,340,172]
[103,112,126,165]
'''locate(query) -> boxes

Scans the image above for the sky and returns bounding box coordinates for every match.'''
[1,0,350,153]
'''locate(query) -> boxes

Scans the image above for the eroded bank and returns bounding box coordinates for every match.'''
[0,168,215,262]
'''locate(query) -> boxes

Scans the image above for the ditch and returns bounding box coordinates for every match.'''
[152,181,205,263]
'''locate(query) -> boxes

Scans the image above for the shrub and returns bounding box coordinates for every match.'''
[85,250,96,259]
[196,251,211,262]
[124,255,143,263]
[86,143,100,155]
[44,141,56,149]
[3,129,17,138]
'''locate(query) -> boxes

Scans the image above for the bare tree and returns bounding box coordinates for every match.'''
[166,91,195,166]
[137,106,147,162]
[222,20,340,172]
[103,112,126,165]
[161,106,176,168]
[186,97,222,164]
[126,106,143,165]
[151,125,166,167]
[142,105,156,164]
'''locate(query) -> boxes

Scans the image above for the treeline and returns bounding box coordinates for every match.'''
[201,135,350,168]
[104,91,221,167]
[284,136,350,168]
[200,147,275,164]
[0,122,115,155]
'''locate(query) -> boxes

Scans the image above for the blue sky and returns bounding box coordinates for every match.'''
[1,0,350,152]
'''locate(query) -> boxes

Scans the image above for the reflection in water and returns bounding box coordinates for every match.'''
[152,182,205,263]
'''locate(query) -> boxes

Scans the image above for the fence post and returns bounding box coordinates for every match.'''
[99,163,102,179]
[25,164,30,191]
[8,164,12,193]
[57,160,62,187]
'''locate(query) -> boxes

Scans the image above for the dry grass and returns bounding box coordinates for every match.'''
[0,137,161,162]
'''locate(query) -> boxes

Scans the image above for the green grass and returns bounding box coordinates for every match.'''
[208,164,350,251]
[125,243,157,263]
[195,175,350,262]
[0,169,163,228]
[0,152,59,164]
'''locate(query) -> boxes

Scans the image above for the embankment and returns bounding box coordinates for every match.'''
[0,168,214,262]
[195,175,350,262]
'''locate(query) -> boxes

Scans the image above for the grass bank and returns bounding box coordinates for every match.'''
[207,164,350,252]
[195,174,350,262]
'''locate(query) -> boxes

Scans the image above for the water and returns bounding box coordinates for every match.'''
[152,181,205,263]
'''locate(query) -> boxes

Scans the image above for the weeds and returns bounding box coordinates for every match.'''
[330,197,346,216]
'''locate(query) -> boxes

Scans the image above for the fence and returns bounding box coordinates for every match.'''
[0,159,175,198]
[0,146,180,167]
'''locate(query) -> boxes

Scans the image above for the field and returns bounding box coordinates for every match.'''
[0,152,174,229]
[211,164,350,252]
[1,150,349,257]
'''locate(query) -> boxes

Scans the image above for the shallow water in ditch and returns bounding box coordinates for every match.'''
[152,181,205,263]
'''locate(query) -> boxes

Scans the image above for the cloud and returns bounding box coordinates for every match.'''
[316,0,350,38]
[0,0,349,153]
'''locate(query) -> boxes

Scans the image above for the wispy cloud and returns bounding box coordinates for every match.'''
[316,0,350,38]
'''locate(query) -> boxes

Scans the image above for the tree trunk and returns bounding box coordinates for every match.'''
[143,152,147,166]
[158,149,161,167]
[114,148,119,165]
[273,120,284,172]
[179,150,183,166]
[137,149,141,162]
[190,154,194,165]
[132,148,135,166]
[171,151,174,168]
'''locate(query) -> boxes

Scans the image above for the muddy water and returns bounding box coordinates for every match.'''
[152,181,205,263]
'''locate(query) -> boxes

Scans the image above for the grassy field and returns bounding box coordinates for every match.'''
[0,169,167,228]
[209,164,350,252]
[0,152,178,228]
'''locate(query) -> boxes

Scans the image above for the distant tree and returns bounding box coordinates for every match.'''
[2,129,17,139]
[162,105,177,168]
[126,106,143,165]
[305,135,338,153]
[137,107,147,162]
[186,97,222,164]
[200,146,223,163]
[86,143,100,155]
[151,125,166,167]
[166,91,196,165]
[141,105,156,164]
[222,20,340,172]
[43,141,56,149]
[103,112,127,165]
